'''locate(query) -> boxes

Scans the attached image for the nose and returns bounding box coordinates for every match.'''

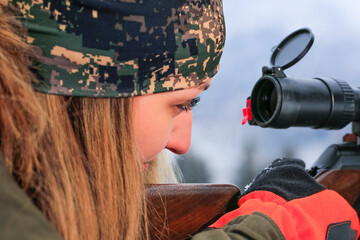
[166,111,193,155]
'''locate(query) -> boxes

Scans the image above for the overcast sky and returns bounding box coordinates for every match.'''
[182,0,360,184]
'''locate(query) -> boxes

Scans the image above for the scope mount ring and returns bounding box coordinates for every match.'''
[270,28,314,70]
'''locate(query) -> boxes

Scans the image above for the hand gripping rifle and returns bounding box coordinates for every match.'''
[242,28,360,210]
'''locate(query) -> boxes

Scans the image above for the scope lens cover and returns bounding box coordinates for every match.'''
[270,28,314,70]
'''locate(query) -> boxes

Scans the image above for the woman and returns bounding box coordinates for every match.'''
[1,0,359,240]
[0,0,223,239]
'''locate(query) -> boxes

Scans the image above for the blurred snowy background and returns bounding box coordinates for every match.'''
[175,0,360,190]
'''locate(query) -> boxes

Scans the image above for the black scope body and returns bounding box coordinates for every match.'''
[250,74,360,129]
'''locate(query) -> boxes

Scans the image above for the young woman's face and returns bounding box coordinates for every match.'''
[132,81,210,170]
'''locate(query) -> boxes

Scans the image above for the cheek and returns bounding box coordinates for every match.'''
[135,121,171,161]
[132,102,173,162]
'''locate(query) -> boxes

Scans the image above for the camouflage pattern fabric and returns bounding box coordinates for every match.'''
[8,0,225,97]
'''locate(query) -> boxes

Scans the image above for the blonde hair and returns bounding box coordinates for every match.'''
[0,5,156,239]
[145,151,182,184]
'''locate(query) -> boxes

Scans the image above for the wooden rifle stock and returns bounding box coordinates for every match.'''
[315,169,360,206]
[146,184,240,240]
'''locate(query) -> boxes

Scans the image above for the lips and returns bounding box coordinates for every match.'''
[167,148,177,154]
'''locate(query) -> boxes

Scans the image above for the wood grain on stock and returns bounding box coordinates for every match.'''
[316,169,360,205]
[146,184,240,240]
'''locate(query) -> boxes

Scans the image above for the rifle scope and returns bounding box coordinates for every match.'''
[249,28,360,129]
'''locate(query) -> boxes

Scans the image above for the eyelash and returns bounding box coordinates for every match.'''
[179,97,201,112]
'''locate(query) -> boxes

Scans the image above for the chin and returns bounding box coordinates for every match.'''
[142,162,150,171]
[142,157,156,170]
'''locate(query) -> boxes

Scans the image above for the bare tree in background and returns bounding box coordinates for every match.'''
[233,140,260,191]
[177,151,211,183]
[282,144,296,158]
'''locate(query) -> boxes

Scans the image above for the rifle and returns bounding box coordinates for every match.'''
[146,166,360,240]
[145,28,360,239]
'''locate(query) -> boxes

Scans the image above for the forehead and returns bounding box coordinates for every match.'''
[158,78,211,100]
[133,79,211,106]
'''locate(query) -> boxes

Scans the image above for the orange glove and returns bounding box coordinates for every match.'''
[211,158,360,240]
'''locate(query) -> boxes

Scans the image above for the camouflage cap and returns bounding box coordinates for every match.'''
[8,0,225,97]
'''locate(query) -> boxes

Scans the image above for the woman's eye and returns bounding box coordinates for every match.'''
[178,97,200,112]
